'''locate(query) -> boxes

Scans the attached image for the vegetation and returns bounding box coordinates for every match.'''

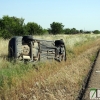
[64,28,79,34]
[93,30,100,34]
[0,15,44,39]
[24,22,44,35]
[0,15,24,39]
[0,34,100,99]
[50,22,64,34]
[0,15,100,39]
[0,15,100,99]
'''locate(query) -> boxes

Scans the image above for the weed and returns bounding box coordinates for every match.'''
[0,34,100,99]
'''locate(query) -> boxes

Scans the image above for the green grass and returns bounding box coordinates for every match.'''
[0,34,100,99]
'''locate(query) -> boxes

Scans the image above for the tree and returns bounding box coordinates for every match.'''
[70,28,78,34]
[47,28,51,34]
[0,15,24,39]
[50,22,64,34]
[93,30,100,34]
[80,30,83,33]
[24,22,43,35]
[84,31,91,34]
[43,29,49,34]
[64,28,71,34]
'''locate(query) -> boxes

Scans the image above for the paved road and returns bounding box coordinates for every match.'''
[83,52,100,100]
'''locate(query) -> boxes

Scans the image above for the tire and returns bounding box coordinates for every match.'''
[8,36,22,60]
[55,39,66,62]
[55,39,64,47]
[22,35,33,42]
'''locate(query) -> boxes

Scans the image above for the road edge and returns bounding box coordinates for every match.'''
[76,49,100,100]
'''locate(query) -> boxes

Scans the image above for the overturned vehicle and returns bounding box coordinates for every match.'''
[8,36,66,62]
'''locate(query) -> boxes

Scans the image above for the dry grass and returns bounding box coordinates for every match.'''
[0,34,100,100]
[0,38,8,57]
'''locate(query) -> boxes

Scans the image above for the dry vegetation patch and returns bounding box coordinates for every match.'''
[0,34,100,100]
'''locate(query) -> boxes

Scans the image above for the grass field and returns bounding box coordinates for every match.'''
[0,34,100,100]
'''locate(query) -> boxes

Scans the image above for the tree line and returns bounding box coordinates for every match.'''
[0,15,100,39]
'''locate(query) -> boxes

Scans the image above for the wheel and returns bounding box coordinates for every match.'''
[55,39,66,62]
[22,35,33,42]
[55,39,64,47]
[8,36,23,61]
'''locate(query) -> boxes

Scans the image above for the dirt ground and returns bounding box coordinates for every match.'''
[83,52,100,100]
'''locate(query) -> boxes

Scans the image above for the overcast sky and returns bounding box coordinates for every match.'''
[0,0,100,30]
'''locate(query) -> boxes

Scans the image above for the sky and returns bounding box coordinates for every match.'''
[0,0,100,31]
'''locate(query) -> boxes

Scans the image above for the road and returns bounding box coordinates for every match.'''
[83,51,100,100]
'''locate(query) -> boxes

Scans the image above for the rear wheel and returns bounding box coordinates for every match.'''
[55,39,66,62]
